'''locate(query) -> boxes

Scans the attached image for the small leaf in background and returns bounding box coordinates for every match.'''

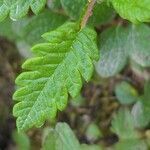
[130,60,150,81]
[42,129,59,150]
[12,130,30,150]
[96,26,128,77]
[96,23,150,78]
[85,122,102,141]
[42,123,81,150]
[81,144,102,150]
[111,109,148,150]
[115,81,139,105]
[115,139,148,150]
[60,0,87,20]
[132,81,150,128]
[89,1,115,26]
[55,123,81,150]
[144,81,150,100]
[42,123,103,150]
[110,0,150,23]
[111,109,137,139]
[47,0,62,11]
[127,24,150,67]
[71,94,85,107]
[132,101,150,128]
[12,10,67,46]
[0,18,17,41]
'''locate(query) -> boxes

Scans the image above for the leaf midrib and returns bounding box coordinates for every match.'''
[20,30,81,130]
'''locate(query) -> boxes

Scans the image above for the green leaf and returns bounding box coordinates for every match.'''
[130,60,150,81]
[71,94,85,107]
[96,23,150,77]
[0,0,47,21]
[13,22,99,131]
[0,1,9,22]
[0,18,17,41]
[42,129,58,150]
[81,144,102,150]
[61,0,87,20]
[42,123,103,150]
[86,123,102,141]
[137,96,150,125]
[115,81,139,105]
[12,130,30,150]
[141,82,150,113]
[112,109,148,150]
[96,26,128,77]
[42,123,81,150]
[132,101,150,128]
[12,10,67,45]
[111,109,138,139]
[127,24,150,67]
[114,139,148,150]
[132,81,150,128]
[110,0,150,23]
[144,81,150,100]
[89,1,115,26]
[47,0,62,11]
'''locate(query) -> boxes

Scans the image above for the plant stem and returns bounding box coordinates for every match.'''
[81,0,97,29]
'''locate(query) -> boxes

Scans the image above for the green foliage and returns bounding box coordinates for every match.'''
[115,139,148,150]
[127,24,150,67]
[111,109,138,139]
[132,101,150,128]
[96,24,150,77]
[47,0,62,11]
[115,81,139,105]
[13,22,99,131]
[0,0,148,145]
[86,122,102,141]
[111,109,148,150]
[0,18,16,40]
[144,81,150,100]
[132,81,150,128]
[110,0,150,23]
[0,0,149,149]
[81,144,102,150]
[89,1,115,26]
[13,10,67,46]
[96,26,128,77]
[0,0,47,21]
[71,94,85,107]
[61,0,87,20]
[42,123,81,150]
[60,0,115,25]
[12,130,30,150]
[42,123,102,150]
